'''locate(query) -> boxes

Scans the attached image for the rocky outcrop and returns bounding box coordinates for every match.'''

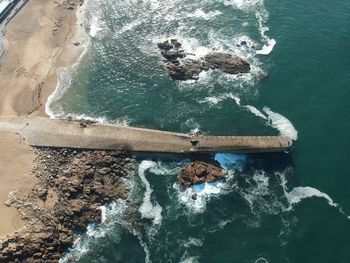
[0,149,134,263]
[158,39,251,80]
[202,52,251,74]
[179,161,225,187]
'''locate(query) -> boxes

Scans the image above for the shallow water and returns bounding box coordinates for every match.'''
[54,0,350,262]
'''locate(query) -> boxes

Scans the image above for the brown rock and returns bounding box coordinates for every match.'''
[179,161,225,187]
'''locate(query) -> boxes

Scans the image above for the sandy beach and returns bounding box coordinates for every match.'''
[0,0,85,239]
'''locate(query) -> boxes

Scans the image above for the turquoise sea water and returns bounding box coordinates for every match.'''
[51,0,350,262]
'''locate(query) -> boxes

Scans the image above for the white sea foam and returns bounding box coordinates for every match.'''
[182,118,202,134]
[278,172,350,220]
[254,257,269,263]
[256,38,276,55]
[198,93,240,107]
[223,0,264,10]
[179,256,200,263]
[187,9,222,20]
[222,0,276,55]
[183,237,204,248]
[138,161,163,225]
[244,105,268,120]
[279,174,339,211]
[174,181,224,214]
[89,15,104,37]
[131,228,152,263]
[263,107,298,140]
[285,187,339,210]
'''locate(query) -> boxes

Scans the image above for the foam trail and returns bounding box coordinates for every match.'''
[244,105,268,120]
[131,228,151,263]
[279,173,349,219]
[285,187,339,210]
[263,107,298,140]
[199,93,240,106]
[138,161,163,225]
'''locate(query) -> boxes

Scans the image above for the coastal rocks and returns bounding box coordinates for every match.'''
[179,161,225,187]
[158,39,251,80]
[0,148,135,262]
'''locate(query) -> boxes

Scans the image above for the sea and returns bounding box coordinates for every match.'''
[47,0,350,262]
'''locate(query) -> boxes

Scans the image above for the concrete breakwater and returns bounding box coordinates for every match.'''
[0,117,292,153]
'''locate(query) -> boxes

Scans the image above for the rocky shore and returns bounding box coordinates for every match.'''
[158,39,251,80]
[0,148,134,262]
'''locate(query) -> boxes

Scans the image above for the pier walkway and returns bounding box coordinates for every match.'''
[0,117,292,153]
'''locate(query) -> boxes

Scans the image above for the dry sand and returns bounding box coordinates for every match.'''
[0,131,34,238]
[0,0,86,239]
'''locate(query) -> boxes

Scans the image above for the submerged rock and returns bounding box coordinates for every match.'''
[158,39,251,80]
[179,161,225,187]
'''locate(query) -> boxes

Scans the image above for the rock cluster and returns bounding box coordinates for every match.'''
[158,39,251,80]
[179,161,225,187]
[0,148,134,262]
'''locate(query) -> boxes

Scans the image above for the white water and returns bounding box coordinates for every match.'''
[244,105,268,120]
[263,107,298,140]
[138,161,163,225]
[187,9,222,20]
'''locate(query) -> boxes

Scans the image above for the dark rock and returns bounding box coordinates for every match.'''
[179,161,225,187]
[203,52,251,74]
[157,39,251,81]
[161,49,185,60]
[165,59,201,80]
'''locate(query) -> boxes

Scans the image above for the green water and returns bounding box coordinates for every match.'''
[53,0,350,262]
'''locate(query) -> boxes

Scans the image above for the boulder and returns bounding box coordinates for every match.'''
[179,161,225,187]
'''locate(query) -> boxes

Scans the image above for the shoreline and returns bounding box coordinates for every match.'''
[0,0,87,241]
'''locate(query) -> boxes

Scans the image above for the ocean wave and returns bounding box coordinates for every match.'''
[263,107,298,140]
